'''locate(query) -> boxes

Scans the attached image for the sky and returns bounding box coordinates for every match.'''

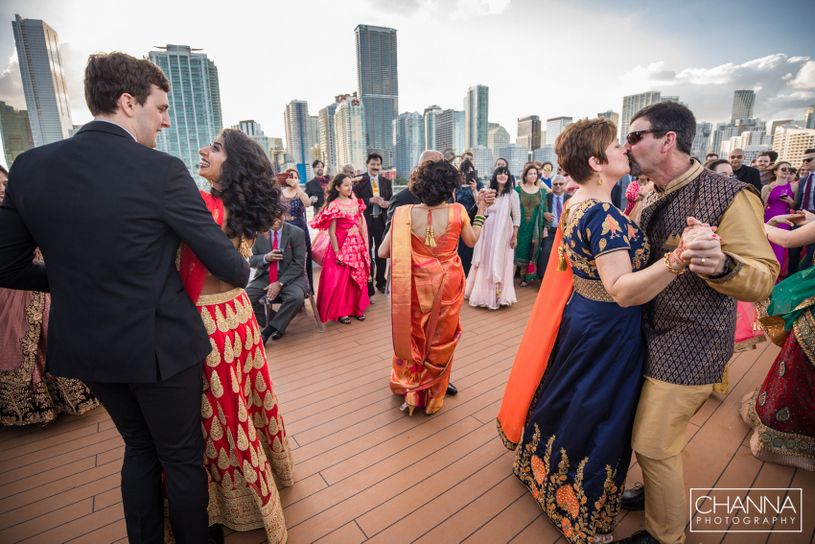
[1,0,814,167]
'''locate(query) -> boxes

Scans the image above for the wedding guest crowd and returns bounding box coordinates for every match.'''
[279,167,314,291]
[514,162,548,286]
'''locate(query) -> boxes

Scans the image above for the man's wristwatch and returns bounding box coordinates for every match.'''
[708,255,734,279]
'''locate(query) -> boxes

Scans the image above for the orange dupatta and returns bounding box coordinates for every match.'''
[178,191,224,304]
[496,224,573,450]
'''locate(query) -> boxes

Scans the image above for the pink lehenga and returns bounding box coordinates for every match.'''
[713,301,766,395]
[309,199,371,322]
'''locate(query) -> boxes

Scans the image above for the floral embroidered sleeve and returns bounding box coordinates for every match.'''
[309,201,343,230]
[584,203,631,258]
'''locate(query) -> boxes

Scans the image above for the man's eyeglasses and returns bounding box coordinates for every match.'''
[552,183,565,187]
[730,155,744,159]
[626,129,671,146]
[803,157,814,164]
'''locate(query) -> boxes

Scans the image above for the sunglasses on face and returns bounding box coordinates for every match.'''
[626,129,671,146]
[543,167,552,171]
[779,167,796,173]
[730,155,744,159]
[803,157,814,163]
[552,183,565,187]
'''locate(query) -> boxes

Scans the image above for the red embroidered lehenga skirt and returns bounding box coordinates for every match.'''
[197,288,294,542]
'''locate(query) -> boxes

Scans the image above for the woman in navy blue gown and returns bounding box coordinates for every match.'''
[497,118,705,543]
[280,167,314,292]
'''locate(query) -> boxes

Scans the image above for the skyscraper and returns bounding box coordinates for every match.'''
[234,120,272,160]
[803,104,815,130]
[488,123,510,158]
[597,110,620,128]
[546,117,573,146]
[318,102,338,171]
[334,94,367,173]
[772,126,815,166]
[498,143,528,178]
[392,112,424,180]
[0,101,35,166]
[149,45,223,188]
[691,122,712,159]
[464,85,489,149]
[423,105,442,152]
[731,90,756,123]
[470,145,493,178]
[620,91,662,140]
[283,100,314,181]
[435,109,465,156]
[355,25,398,163]
[12,14,73,147]
[517,115,542,151]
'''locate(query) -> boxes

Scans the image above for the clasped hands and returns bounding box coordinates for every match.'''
[370,196,389,208]
[475,188,496,214]
[672,217,727,276]
[766,210,815,229]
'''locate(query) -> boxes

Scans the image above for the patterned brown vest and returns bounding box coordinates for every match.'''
[640,167,749,385]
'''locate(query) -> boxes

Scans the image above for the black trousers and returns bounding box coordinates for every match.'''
[538,230,555,277]
[367,212,388,292]
[85,363,208,544]
[787,237,815,275]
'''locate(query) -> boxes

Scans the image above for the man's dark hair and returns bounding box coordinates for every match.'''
[84,52,170,116]
[312,159,324,169]
[409,160,461,206]
[459,158,474,172]
[759,151,778,162]
[630,101,696,156]
[366,152,383,165]
[805,149,815,155]
[0,164,7,176]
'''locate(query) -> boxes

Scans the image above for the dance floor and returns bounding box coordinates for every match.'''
[1,274,813,543]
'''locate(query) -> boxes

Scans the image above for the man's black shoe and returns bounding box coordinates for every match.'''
[613,530,659,543]
[271,330,285,340]
[260,325,275,345]
[377,285,387,294]
[446,383,458,395]
[620,483,645,511]
[207,523,224,544]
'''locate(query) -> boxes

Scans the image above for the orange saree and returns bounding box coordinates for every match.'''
[496,225,573,448]
[389,204,468,415]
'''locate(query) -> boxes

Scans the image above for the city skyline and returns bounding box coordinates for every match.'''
[0,0,813,170]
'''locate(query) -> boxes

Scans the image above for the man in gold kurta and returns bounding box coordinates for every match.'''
[615,102,778,544]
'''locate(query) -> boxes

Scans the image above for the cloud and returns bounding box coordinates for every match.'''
[450,0,510,20]
[621,54,815,122]
[0,51,25,109]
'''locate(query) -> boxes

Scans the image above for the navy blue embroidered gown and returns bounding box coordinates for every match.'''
[283,196,313,293]
[513,200,649,543]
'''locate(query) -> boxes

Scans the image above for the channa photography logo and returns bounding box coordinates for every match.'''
[690,488,802,533]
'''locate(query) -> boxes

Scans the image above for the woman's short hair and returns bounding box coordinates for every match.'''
[703,159,730,172]
[554,118,617,184]
[84,52,170,116]
[495,157,508,167]
[521,162,539,183]
[410,160,461,206]
[216,129,285,240]
[542,161,554,169]
[459,158,474,173]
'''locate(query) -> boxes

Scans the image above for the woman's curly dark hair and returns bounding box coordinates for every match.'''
[212,128,285,240]
[409,159,461,206]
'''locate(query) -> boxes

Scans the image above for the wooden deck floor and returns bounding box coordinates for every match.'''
[1,276,813,543]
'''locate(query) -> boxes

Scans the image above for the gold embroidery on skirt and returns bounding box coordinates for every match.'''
[225,304,239,330]
[206,438,217,459]
[234,471,246,489]
[254,413,265,431]
[244,327,254,351]
[230,367,240,394]
[206,339,220,367]
[201,422,208,439]
[202,373,210,391]
[263,391,274,410]
[253,324,261,346]
[224,338,234,364]
[230,450,240,467]
[210,417,224,441]
[238,399,248,423]
[217,448,230,470]
[250,442,259,467]
[247,419,257,442]
[217,404,227,426]
[233,333,242,360]
[244,375,252,397]
[242,460,257,483]
[252,390,262,408]
[259,471,269,495]
[255,374,268,393]
[202,309,217,335]
[221,471,233,491]
[237,426,249,450]
[202,395,213,419]
[273,435,283,453]
[210,372,224,398]
[209,463,221,482]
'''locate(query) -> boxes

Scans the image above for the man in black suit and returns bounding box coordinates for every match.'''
[729,148,762,192]
[352,152,393,296]
[538,176,571,276]
[787,148,815,275]
[305,159,329,215]
[0,53,249,544]
[246,214,307,342]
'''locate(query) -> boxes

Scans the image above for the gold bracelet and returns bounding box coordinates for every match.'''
[663,252,685,275]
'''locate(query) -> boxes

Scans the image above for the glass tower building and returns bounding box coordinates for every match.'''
[149,45,223,188]
[392,112,424,180]
[464,85,489,149]
[12,14,73,147]
[0,101,35,166]
[355,25,398,164]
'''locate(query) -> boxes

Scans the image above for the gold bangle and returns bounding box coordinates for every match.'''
[663,252,685,275]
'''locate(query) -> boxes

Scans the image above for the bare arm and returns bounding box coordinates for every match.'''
[596,250,684,308]
[766,219,815,248]
[329,219,339,254]
[379,228,391,258]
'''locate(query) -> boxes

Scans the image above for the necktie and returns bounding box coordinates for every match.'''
[555,195,562,223]
[802,175,813,212]
[269,230,279,283]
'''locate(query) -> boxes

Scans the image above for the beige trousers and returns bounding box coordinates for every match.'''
[631,376,713,544]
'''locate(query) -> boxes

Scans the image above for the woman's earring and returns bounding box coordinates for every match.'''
[598,174,603,185]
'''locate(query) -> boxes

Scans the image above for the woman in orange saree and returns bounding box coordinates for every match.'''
[379,159,488,415]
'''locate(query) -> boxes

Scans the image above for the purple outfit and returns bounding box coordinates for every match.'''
[764,182,794,275]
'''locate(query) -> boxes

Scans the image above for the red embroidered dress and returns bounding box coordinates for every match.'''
[177,191,294,543]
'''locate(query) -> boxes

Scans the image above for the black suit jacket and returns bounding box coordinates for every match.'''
[0,121,249,383]
[544,192,571,227]
[352,173,393,215]
[305,177,327,213]
[248,223,307,294]
[795,173,815,211]
[733,165,762,193]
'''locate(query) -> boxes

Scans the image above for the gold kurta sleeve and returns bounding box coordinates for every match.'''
[701,189,778,301]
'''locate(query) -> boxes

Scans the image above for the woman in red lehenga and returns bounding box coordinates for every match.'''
[379,159,488,415]
[309,174,370,325]
[174,129,295,543]
[0,166,99,425]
